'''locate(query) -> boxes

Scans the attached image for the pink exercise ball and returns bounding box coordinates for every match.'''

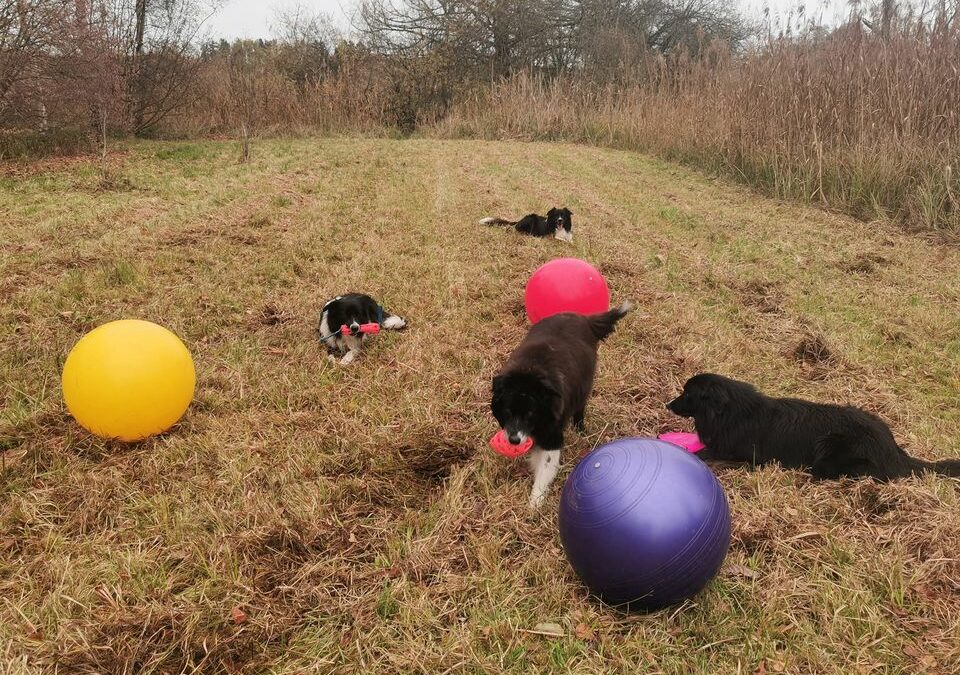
[524,258,610,324]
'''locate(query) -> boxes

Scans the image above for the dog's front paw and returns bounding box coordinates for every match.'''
[527,490,548,511]
[339,350,357,365]
[326,353,338,365]
[382,315,406,330]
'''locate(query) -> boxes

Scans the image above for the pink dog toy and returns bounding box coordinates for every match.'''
[489,430,534,458]
[340,323,380,336]
[658,431,706,453]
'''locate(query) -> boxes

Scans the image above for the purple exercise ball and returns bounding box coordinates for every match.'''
[559,437,731,611]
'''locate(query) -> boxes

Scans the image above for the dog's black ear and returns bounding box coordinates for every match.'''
[702,379,731,408]
[492,375,504,395]
[530,379,564,449]
[535,379,564,423]
[491,375,507,416]
[359,297,381,324]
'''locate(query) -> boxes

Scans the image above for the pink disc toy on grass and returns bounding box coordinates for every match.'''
[658,432,706,453]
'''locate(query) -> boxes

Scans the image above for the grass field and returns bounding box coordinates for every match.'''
[2,138,959,674]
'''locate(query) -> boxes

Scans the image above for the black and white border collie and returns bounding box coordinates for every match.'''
[318,293,406,365]
[667,373,960,480]
[491,302,632,508]
[479,207,574,243]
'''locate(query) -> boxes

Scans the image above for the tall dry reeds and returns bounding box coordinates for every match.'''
[437,14,960,233]
[168,56,391,137]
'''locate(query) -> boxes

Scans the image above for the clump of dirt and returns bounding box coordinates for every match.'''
[791,332,834,365]
[734,279,784,314]
[599,260,640,280]
[396,443,473,484]
[839,253,890,274]
[258,304,291,326]
[788,331,843,380]
[507,298,525,318]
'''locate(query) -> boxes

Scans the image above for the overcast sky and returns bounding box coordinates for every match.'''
[205,0,851,41]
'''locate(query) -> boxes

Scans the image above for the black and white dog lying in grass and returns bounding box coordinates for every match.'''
[318,293,406,365]
[491,302,632,509]
[479,207,574,243]
[667,373,960,480]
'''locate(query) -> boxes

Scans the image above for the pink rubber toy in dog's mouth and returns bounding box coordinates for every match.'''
[489,430,534,458]
[340,323,380,336]
[658,431,706,453]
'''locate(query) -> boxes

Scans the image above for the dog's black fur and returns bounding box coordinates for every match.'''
[480,207,573,242]
[320,293,383,335]
[492,302,632,451]
[318,293,406,364]
[667,373,960,480]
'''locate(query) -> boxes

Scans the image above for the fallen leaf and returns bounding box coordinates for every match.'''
[575,622,596,641]
[725,564,760,579]
[529,622,564,638]
[753,662,767,675]
[231,606,248,624]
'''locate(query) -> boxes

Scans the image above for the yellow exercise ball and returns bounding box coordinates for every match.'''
[62,319,195,442]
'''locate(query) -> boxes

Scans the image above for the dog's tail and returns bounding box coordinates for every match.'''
[587,301,633,341]
[911,457,960,478]
[479,216,515,226]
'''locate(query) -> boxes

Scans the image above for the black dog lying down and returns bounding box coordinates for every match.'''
[668,373,960,480]
[479,207,574,243]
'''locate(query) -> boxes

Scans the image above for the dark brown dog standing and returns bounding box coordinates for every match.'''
[492,302,632,508]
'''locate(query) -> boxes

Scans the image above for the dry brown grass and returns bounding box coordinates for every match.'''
[1,138,959,673]
[436,15,960,235]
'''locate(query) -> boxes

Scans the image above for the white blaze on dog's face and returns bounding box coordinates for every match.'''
[547,207,573,243]
[491,375,539,445]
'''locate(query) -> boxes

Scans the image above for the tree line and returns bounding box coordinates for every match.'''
[0,0,750,149]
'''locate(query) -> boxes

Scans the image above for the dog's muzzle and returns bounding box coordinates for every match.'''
[666,396,689,416]
[506,429,529,445]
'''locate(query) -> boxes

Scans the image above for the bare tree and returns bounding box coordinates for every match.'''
[270,3,339,87]
[225,40,261,162]
[1,0,220,139]
[359,0,749,81]
[0,0,71,124]
[112,0,222,135]
[360,0,567,79]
